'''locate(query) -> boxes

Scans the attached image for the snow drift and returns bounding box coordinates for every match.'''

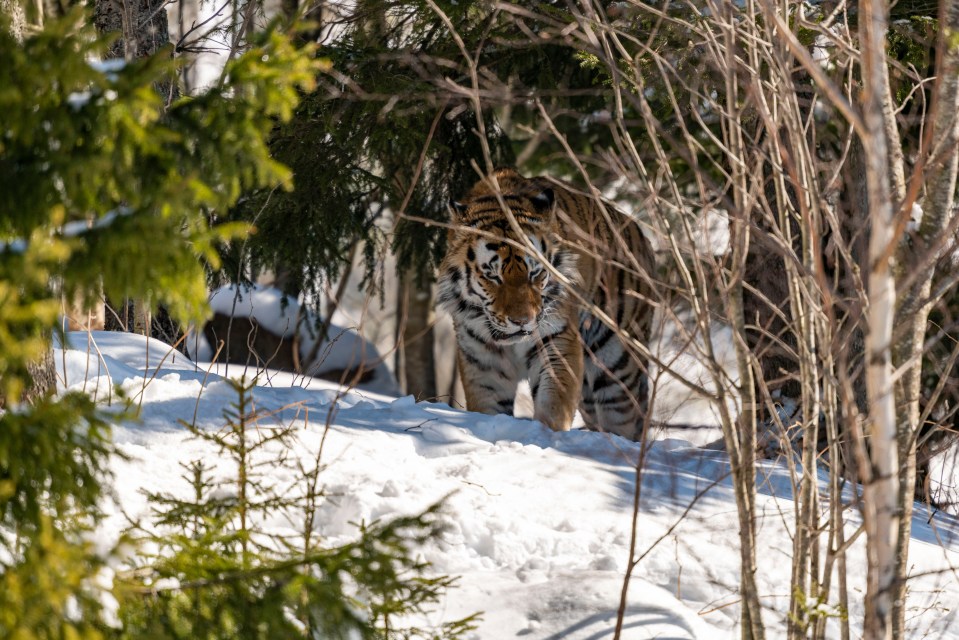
[55,331,959,639]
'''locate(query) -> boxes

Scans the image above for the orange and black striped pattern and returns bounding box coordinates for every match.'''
[438,168,656,440]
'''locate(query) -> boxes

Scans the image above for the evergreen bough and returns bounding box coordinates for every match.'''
[0,9,335,638]
[116,377,479,639]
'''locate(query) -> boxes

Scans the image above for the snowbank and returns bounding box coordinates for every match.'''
[55,331,959,639]
[184,284,397,395]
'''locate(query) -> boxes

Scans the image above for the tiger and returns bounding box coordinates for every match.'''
[437,168,656,440]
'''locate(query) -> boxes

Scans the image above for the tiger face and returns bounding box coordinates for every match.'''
[438,183,576,345]
[468,234,552,340]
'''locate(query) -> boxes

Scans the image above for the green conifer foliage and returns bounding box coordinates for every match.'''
[116,378,478,640]
[227,1,533,297]
[226,1,694,298]
[0,10,318,638]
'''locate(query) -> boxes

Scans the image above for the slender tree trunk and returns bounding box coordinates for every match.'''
[859,1,900,638]
[0,0,25,40]
[718,11,764,636]
[132,298,152,336]
[891,2,959,634]
[725,105,764,640]
[726,225,766,640]
[395,268,436,400]
[94,0,178,102]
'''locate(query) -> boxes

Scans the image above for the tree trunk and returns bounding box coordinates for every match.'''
[891,1,959,634]
[727,211,767,640]
[859,1,900,638]
[395,268,436,401]
[24,345,56,404]
[94,0,178,103]
[714,13,765,637]
[0,341,56,410]
[0,0,25,40]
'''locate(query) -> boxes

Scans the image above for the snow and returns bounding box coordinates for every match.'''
[66,91,93,110]
[60,208,129,237]
[0,238,27,254]
[206,285,301,338]
[65,60,127,110]
[88,58,127,75]
[0,209,130,256]
[909,202,925,232]
[186,284,397,394]
[55,331,959,639]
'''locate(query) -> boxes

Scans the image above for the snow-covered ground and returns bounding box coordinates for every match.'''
[57,331,959,639]
[184,284,398,395]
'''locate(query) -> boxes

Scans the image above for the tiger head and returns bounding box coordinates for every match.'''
[438,171,577,344]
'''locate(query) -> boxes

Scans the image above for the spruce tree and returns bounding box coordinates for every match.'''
[117,378,478,639]
[229,1,624,299]
[0,9,317,637]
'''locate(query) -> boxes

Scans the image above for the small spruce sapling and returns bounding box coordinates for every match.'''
[116,377,479,639]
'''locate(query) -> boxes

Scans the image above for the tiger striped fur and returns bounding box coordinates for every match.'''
[437,168,656,440]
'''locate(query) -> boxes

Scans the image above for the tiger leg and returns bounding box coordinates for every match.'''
[525,322,583,431]
[580,325,649,440]
[455,338,519,417]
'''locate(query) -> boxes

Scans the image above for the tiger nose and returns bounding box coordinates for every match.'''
[508,313,533,326]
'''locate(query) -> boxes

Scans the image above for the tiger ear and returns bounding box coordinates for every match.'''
[449,199,468,223]
[530,188,555,213]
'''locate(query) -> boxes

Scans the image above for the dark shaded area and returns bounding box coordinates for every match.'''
[201,312,375,385]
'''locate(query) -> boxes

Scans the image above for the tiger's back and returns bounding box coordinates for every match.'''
[438,168,655,440]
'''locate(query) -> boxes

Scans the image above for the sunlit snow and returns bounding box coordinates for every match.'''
[55,331,959,639]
